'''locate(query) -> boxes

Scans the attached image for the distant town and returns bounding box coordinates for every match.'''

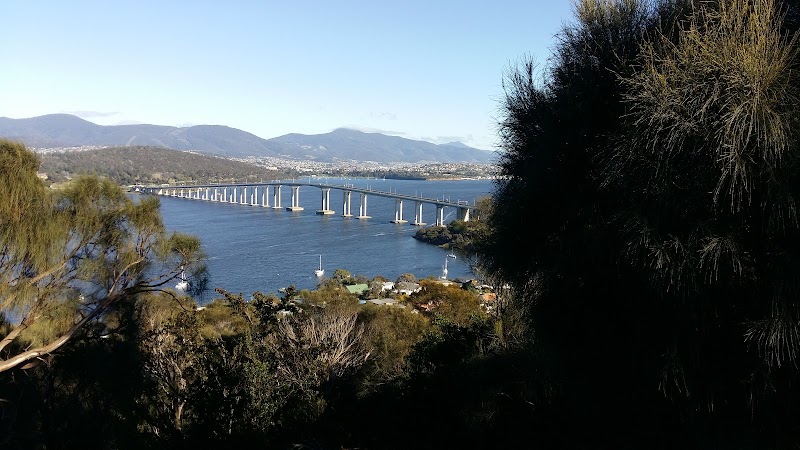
[237,155,497,180]
[33,145,498,181]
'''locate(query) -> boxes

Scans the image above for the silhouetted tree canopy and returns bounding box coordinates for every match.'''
[481,0,800,446]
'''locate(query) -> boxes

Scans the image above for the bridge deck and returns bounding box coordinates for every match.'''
[145,181,477,209]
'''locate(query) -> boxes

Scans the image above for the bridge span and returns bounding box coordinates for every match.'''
[140,181,476,226]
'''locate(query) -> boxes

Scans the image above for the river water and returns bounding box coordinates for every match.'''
[156,178,494,303]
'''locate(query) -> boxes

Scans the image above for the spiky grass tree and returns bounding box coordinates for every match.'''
[485,0,800,445]
[612,0,800,438]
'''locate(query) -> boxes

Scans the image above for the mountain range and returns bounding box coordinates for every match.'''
[0,114,495,164]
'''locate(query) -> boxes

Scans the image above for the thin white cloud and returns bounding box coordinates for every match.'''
[339,125,407,136]
[368,111,397,120]
[62,110,118,118]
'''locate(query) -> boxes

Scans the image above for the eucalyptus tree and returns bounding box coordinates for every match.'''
[0,139,202,373]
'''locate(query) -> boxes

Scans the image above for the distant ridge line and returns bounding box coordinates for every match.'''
[0,114,496,164]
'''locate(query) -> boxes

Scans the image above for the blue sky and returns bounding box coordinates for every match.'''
[1,1,575,150]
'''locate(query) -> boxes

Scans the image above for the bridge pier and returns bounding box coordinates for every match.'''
[413,201,426,226]
[435,205,445,226]
[357,193,370,219]
[272,185,282,209]
[342,190,353,217]
[391,199,407,224]
[261,186,270,207]
[457,206,471,222]
[287,186,304,211]
[317,188,335,215]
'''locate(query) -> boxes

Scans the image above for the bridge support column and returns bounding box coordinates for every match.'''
[435,205,445,226]
[251,186,259,206]
[261,185,270,207]
[317,188,335,215]
[413,201,426,226]
[272,185,283,209]
[457,207,471,222]
[391,199,407,224]
[243,186,249,205]
[342,190,352,217]
[287,186,304,211]
[222,187,228,203]
[357,193,370,219]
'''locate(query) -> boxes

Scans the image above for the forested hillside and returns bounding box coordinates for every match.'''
[38,146,283,185]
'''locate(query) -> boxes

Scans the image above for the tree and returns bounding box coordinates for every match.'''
[0,140,202,373]
[330,269,352,285]
[611,0,800,429]
[409,281,483,325]
[136,295,206,437]
[395,273,416,284]
[482,0,800,445]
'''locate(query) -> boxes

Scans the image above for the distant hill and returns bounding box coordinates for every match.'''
[0,114,496,163]
[265,128,494,163]
[38,146,283,186]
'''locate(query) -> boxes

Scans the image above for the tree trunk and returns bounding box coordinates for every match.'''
[174,401,185,431]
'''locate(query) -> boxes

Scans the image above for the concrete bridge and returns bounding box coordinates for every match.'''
[140,181,476,226]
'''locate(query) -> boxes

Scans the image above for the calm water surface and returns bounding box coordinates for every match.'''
[156,178,494,303]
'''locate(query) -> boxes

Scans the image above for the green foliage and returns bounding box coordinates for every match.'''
[409,280,485,325]
[0,140,203,373]
[409,314,496,374]
[329,268,352,285]
[358,305,429,385]
[300,284,358,307]
[395,272,417,284]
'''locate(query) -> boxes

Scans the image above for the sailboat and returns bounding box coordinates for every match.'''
[440,256,449,280]
[315,255,325,277]
[175,267,189,292]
